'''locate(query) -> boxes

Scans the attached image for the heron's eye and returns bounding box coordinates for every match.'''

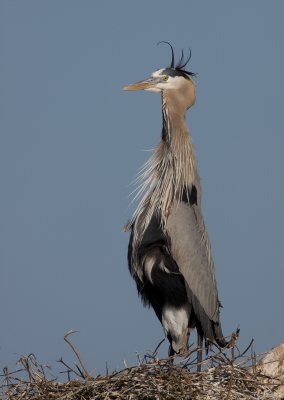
[163,75,169,81]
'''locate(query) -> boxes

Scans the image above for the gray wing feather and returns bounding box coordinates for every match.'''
[166,201,219,322]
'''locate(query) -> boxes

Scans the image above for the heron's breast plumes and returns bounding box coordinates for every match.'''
[127,133,199,246]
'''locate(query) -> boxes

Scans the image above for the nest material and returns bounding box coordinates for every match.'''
[1,343,281,400]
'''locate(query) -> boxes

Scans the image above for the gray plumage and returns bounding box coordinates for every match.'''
[124,46,227,360]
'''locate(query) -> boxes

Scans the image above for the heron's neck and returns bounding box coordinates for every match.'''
[126,92,199,235]
[159,91,199,189]
[162,105,187,145]
[129,91,200,233]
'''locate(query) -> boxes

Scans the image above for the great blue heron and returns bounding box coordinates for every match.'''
[124,43,227,364]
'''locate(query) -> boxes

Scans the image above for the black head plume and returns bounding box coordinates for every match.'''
[176,48,192,70]
[157,42,196,78]
[157,41,175,68]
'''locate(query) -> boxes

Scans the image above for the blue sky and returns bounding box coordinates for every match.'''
[1,1,283,375]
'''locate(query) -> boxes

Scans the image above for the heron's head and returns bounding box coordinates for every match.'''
[124,42,196,110]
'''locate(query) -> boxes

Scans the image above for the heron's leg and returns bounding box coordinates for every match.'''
[168,344,174,364]
[197,333,203,372]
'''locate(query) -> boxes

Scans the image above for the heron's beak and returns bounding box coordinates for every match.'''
[123,77,160,91]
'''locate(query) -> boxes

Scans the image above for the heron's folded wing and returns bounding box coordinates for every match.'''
[166,201,220,322]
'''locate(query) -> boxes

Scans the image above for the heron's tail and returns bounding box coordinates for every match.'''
[213,321,229,348]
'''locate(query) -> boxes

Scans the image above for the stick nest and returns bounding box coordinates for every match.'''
[1,336,282,400]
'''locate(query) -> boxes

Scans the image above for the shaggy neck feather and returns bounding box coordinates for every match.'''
[127,90,199,239]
